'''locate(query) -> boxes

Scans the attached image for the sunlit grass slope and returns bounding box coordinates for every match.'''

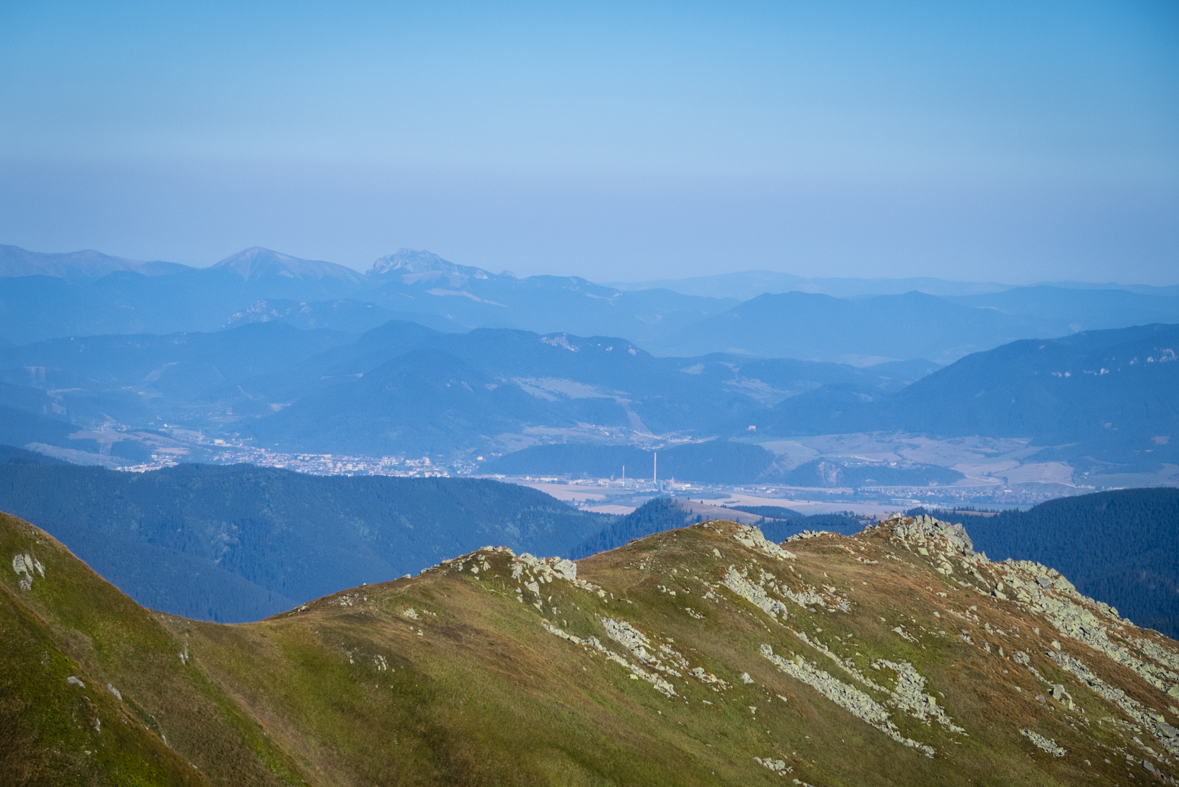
[3,508,1178,785]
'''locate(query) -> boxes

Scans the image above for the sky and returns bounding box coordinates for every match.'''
[1,0,1177,283]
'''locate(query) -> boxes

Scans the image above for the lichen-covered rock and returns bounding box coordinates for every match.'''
[722,567,791,621]
[761,644,935,758]
[884,514,974,557]
[1020,729,1066,757]
[876,659,963,733]
[731,525,797,560]
[11,551,45,591]
[753,756,791,774]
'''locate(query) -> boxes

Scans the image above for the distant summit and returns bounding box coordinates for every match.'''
[368,248,493,285]
[370,248,455,275]
[211,247,364,284]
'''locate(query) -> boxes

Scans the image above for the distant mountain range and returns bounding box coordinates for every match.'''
[608,269,1012,299]
[3,242,1177,476]
[0,245,190,281]
[1,317,1175,474]
[4,243,1178,366]
[0,319,931,460]
[0,244,734,351]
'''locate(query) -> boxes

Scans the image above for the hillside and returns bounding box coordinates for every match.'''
[4,510,1179,785]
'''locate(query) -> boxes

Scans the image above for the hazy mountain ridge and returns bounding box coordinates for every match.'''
[223,297,466,334]
[0,244,738,349]
[948,285,1179,333]
[210,246,365,285]
[4,243,1176,366]
[4,508,1179,784]
[0,243,188,281]
[609,269,1013,300]
[657,290,1063,364]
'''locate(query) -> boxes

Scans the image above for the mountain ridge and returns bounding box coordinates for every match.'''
[4,508,1179,784]
[4,243,1177,368]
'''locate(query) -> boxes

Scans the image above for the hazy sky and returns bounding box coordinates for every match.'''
[1,0,1176,283]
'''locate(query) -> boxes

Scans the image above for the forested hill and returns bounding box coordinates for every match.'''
[0,458,610,621]
[915,488,1179,638]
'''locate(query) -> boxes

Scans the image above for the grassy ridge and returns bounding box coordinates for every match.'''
[3,509,1178,784]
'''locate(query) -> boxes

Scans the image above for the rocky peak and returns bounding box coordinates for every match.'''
[366,248,501,291]
[881,512,974,556]
[369,248,454,276]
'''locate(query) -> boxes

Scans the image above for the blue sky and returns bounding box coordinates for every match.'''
[1,0,1176,282]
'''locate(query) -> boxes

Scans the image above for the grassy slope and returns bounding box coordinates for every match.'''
[4,508,1179,785]
[0,512,302,786]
